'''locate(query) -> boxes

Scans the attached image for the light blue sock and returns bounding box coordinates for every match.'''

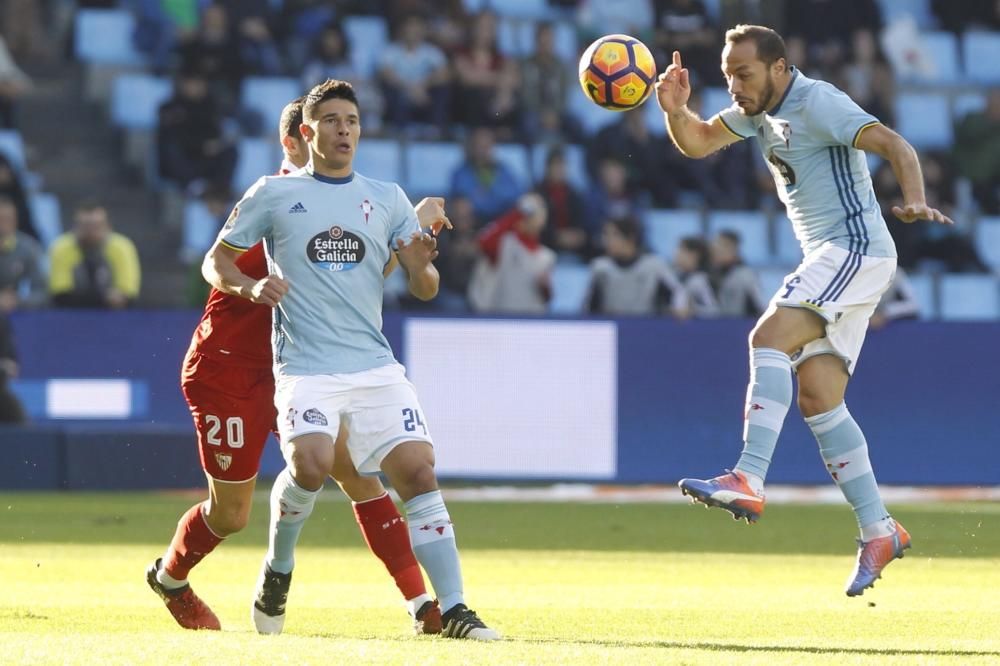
[733,348,793,482]
[404,490,464,614]
[265,468,321,574]
[806,403,890,533]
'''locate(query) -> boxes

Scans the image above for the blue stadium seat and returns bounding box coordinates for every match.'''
[487,0,555,20]
[953,92,987,120]
[893,92,952,149]
[405,142,465,195]
[549,263,592,314]
[240,77,302,137]
[232,138,278,193]
[963,32,1000,84]
[939,274,1000,320]
[0,130,26,171]
[699,87,732,119]
[110,74,172,130]
[644,96,666,135]
[531,143,589,190]
[181,199,220,263]
[757,266,793,301]
[343,15,389,78]
[29,193,62,248]
[493,143,533,189]
[773,214,804,265]
[568,84,618,134]
[643,209,702,259]
[707,211,771,266]
[975,217,1000,271]
[905,32,961,84]
[74,9,144,65]
[354,138,402,183]
[906,272,936,320]
[877,0,935,29]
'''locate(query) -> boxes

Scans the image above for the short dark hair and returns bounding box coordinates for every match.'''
[718,229,742,246]
[725,24,787,66]
[279,95,306,140]
[302,79,360,123]
[75,199,106,216]
[608,216,644,246]
[679,236,710,271]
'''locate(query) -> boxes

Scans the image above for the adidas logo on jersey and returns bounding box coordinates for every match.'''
[289,202,307,213]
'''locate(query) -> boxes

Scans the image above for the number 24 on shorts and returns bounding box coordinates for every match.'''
[401,408,427,435]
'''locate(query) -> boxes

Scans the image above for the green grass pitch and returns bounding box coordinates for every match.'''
[1,491,999,664]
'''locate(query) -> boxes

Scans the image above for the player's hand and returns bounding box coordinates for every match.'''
[396,231,439,270]
[891,202,953,225]
[249,275,289,306]
[414,197,452,236]
[655,51,692,114]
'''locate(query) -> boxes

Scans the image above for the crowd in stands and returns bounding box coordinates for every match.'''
[0,0,998,322]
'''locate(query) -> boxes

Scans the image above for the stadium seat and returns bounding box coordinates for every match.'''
[644,96,666,135]
[0,130,26,171]
[181,199,220,263]
[354,138,402,183]
[240,77,301,138]
[963,32,1000,84]
[757,266,793,300]
[938,274,1000,321]
[953,92,987,121]
[29,193,62,248]
[405,142,465,195]
[232,138,277,193]
[567,84,618,134]
[549,263,592,314]
[531,143,588,190]
[707,211,771,266]
[643,209,702,260]
[773,214,804,265]
[877,0,935,29]
[110,74,172,130]
[893,93,952,150]
[975,217,1000,271]
[906,272,936,320]
[903,32,961,84]
[493,143,532,189]
[487,0,555,20]
[343,15,389,78]
[699,87,732,120]
[74,9,144,65]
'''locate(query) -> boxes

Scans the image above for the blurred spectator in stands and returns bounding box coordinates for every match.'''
[784,0,881,77]
[870,267,919,330]
[587,109,673,206]
[576,0,654,45]
[709,230,765,317]
[954,88,1000,215]
[520,22,576,144]
[378,14,450,137]
[835,29,894,126]
[673,235,719,317]
[537,147,592,261]
[653,0,718,87]
[280,0,337,67]
[0,195,46,311]
[0,36,30,129]
[0,0,45,60]
[452,12,519,134]
[433,196,479,311]
[301,22,384,133]
[237,14,284,77]
[49,202,141,309]
[587,157,647,228]
[0,153,36,240]
[133,0,199,72]
[877,156,988,272]
[174,3,243,104]
[468,192,555,314]
[931,0,1000,33]
[157,69,237,194]
[450,126,522,222]
[0,312,25,423]
[587,216,688,317]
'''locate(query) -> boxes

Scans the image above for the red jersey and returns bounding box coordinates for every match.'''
[188,242,272,368]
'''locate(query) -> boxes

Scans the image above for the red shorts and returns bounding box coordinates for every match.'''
[181,350,277,482]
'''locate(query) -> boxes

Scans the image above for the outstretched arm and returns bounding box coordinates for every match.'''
[656,51,740,159]
[855,124,953,225]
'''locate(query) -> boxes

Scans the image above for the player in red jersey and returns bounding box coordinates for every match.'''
[146,97,450,633]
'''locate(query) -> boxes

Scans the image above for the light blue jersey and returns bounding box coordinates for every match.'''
[715,67,896,258]
[218,168,421,376]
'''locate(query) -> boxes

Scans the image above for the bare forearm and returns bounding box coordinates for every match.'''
[665,106,714,158]
[407,264,439,301]
[886,138,926,205]
[202,248,256,300]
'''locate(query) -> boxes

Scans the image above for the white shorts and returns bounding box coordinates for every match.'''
[274,363,433,475]
[769,243,896,374]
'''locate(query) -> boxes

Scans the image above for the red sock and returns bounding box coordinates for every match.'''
[162,502,224,581]
[353,493,427,601]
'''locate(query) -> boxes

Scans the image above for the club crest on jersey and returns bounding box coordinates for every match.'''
[214,452,233,471]
[222,206,239,231]
[303,408,328,426]
[360,199,373,224]
[306,224,366,272]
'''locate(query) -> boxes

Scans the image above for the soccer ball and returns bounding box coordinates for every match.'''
[578,34,657,111]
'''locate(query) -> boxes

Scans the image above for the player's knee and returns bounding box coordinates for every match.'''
[288,446,335,491]
[797,384,839,417]
[404,462,438,497]
[204,499,251,536]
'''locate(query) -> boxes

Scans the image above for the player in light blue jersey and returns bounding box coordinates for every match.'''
[656,25,952,596]
[202,79,498,640]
